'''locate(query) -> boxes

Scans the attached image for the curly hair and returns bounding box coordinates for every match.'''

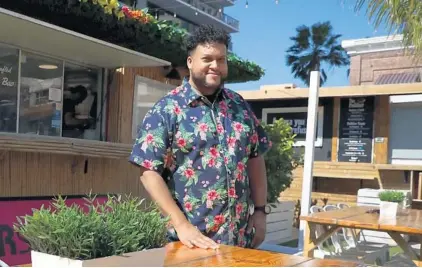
[186,25,231,55]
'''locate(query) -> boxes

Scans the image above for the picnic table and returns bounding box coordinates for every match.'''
[17,241,359,267]
[165,241,358,266]
[300,205,422,266]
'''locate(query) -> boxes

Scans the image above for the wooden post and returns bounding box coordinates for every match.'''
[298,71,320,252]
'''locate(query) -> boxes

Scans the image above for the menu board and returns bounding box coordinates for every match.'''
[338,97,374,163]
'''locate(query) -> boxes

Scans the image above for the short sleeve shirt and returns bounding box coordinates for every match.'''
[129,79,271,247]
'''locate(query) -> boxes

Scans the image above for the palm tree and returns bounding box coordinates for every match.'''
[285,21,350,86]
[354,0,422,56]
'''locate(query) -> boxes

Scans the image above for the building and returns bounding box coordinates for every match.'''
[342,34,422,86]
[135,0,238,51]
[343,35,422,166]
[234,34,422,225]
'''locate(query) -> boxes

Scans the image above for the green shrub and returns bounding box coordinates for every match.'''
[378,190,405,203]
[14,194,168,260]
[262,118,302,204]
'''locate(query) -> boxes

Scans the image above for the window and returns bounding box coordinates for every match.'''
[63,63,102,140]
[261,107,324,147]
[0,45,19,133]
[0,44,105,140]
[19,51,64,136]
[131,75,174,140]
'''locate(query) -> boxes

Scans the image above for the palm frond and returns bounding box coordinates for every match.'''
[355,0,422,57]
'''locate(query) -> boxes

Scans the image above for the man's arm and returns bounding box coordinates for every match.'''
[247,155,267,207]
[139,168,188,228]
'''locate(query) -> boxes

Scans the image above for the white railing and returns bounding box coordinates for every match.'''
[181,0,239,30]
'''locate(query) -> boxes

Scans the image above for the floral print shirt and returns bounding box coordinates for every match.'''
[129,79,270,247]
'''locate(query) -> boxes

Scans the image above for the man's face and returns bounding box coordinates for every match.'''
[187,42,228,94]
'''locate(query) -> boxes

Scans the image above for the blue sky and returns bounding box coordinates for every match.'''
[226,0,390,91]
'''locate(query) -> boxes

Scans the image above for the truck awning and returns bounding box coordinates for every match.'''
[0,7,170,68]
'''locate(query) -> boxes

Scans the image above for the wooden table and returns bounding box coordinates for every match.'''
[300,205,422,266]
[18,242,358,267]
[165,242,358,266]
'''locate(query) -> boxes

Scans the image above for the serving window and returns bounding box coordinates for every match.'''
[0,43,105,141]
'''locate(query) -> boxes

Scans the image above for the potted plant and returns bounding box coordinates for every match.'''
[261,118,302,216]
[14,194,169,267]
[378,190,405,218]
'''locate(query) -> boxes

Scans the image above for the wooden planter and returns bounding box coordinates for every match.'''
[31,247,166,267]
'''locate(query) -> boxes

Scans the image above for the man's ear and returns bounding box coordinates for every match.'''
[186,55,193,70]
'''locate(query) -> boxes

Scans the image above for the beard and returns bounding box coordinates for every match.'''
[190,72,225,93]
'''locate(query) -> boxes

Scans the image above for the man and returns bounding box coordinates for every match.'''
[129,25,271,249]
[62,85,94,138]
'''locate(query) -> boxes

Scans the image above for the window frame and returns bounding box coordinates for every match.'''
[0,41,106,140]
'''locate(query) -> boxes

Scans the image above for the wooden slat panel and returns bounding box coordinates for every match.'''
[373,95,389,164]
[0,133,132,159]
[331,97,340,161]
[0,151,145,199]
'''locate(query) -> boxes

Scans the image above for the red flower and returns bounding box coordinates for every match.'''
[250,133,258,144]
[214,214,225,225]
[228,188,237,198]
[198,123,208,132]
[207,190,219,201]
[142,160,153,170]
[233,122,243,132]
[184,202,192,212]
[174,106,181,115]
[177,137,186,148]
[145,133,154,144]
[237,162,245,171]
[209,147,219,158]
[208,158,216,167]
[184,168,195,179]
[236,203,243,215]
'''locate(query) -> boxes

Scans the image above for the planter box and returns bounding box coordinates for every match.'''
[380,201,398,219]
[31,247,166,267]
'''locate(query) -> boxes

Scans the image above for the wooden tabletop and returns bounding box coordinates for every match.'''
[300,205,422,235]
[165,242,359,267]
[17,242,359,267]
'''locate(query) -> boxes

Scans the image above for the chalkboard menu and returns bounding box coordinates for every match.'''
[338,97,374,163]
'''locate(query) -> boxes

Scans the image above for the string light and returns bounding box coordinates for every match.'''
[275,0,279,4]
[245,1,248,8]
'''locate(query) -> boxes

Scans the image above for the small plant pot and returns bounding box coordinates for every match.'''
[379,201,398,219]
[31,247,166,267]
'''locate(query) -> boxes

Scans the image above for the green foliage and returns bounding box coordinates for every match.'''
[14,194,168,260]
[354,0,422,58]
[0,0,264,83]
[378,190,405,203]
[262,118,303,204]
[285,21,349,86]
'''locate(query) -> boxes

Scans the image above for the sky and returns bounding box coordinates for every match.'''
[225,0,390,91]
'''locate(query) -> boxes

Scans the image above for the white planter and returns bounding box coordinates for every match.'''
[379,201,398,219]
[31,247,166,267]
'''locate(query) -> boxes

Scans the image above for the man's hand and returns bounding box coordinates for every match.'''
[246,211,267,248]
[174,221,219,250]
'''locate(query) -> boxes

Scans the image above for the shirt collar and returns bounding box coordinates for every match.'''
[181,77,226,105]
